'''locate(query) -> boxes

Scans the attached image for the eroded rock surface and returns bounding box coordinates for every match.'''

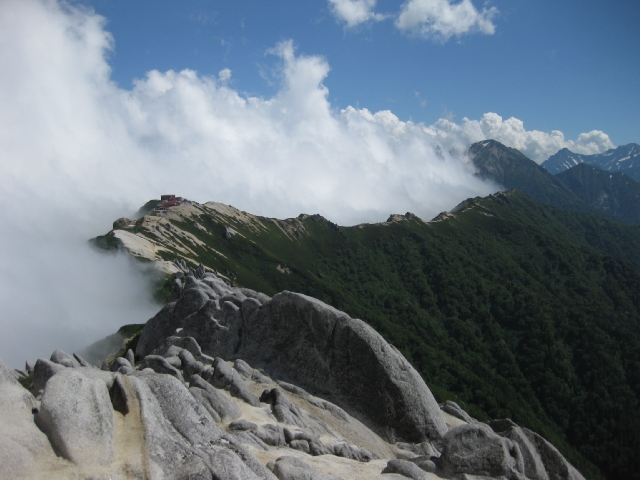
[0,360,58,479]
[141,277,448,444]
[35,369,116,466]
[439,423,525,480]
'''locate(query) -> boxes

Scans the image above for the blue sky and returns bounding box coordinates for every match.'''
[80,0,639,147]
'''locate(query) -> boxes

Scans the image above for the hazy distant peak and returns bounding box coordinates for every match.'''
[542,143,640,180]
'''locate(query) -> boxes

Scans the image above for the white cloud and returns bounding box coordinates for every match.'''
[218,68,232,83]
[0,1,614,366]
[395,0,497,41]
[424,113,614,163]
[572,130,616,155]
[328,0,384,27]
[119,39,495,222]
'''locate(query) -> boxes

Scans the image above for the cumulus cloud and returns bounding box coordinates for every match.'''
[572,130,616,155]
[0,0,613,366]
[425,113,614,163]
[328,0,384,27]
[119,38,495,222]
[395,0,497,41]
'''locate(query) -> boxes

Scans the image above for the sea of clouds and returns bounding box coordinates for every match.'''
[0,0,615,367]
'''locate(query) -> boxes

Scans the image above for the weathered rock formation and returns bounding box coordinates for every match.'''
[2,271,586,480]
[138,273,448,444]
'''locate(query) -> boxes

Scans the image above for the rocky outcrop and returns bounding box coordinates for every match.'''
[141,276,448,444]
[241,291,448,444]
[382,459,432,479]
[35,369,115,466]
[0,360,59,479]
[5,352,278,479]
[488,419,586,480]
[438,423,525,479]
[268,456,342,480]
[441,400,476,425]
[489,419,549,480]
[2,271,589,480]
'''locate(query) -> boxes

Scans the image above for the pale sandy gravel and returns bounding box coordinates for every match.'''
[112,229,162,261]
[250,447,441,480]
[141,218,203,257]
[204,200,315,242]
[203,201,269,235]
[148,206,229,259]
[115,208,227,270]
[441,410,468,430]
[111,230,181,274]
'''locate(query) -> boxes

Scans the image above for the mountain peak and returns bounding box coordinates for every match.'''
[467,139,592,214]
[541,143,640,180]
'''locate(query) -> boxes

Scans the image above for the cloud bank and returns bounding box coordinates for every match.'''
[0,0,613,366]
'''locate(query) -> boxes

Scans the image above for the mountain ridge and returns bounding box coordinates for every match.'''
[541,143,640,180]
[468,139,592,214]
[92,190,640,479]
[469,139,640,225]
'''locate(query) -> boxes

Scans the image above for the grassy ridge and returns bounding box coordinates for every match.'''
[125,192,640,479]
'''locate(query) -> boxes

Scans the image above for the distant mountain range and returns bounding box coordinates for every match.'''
[469,139,640,225]
[541,143,640,180]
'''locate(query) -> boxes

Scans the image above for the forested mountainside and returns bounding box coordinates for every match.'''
[96,190,640,479]
[555,163,640,224]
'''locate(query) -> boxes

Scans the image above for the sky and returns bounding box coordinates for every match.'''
[79,0,639,149]
[0,0,638,367]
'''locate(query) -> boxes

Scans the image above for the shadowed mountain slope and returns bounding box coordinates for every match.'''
[468,140,591,214]
[556,163,640,224]
[469,139,640,225]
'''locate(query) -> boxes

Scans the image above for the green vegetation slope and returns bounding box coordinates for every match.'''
[98,192,640,479]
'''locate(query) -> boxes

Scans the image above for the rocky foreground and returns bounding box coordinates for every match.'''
[1,267,586,479]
